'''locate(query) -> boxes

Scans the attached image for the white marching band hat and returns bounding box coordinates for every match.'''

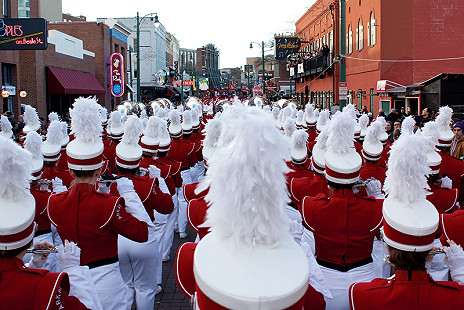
[42,121,62,162]
[116,115,143,169]
[24,131,44,180]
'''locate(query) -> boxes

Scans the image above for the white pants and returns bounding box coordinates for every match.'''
[302,228,316,256]
[427,238,449,281]
[161,192,178,260]
[118,235,159,310]
[196,161,205,181]
[372,238,391,279]
[177,170,193,234]
[153,210,168,283]
[321,263,375,310]
[89,262,128,310]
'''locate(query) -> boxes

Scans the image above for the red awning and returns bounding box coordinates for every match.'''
[47,67,105,95]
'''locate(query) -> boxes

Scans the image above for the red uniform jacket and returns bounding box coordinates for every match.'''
[48,183,148,266]
[181,135,198,167]
[440,151,464,203]
[110,173,174,221]
[306,129,317,144]
[286,160,314,181]
[354,141,363,156]
[175,242,326,310]
[102,140,118,174]
[183,182,208,203]
[31,186,52,233]
[0,257,89,309]
[191,130,204,162]
[358,161,387,197]
[56,148,68,171]
[289,174,330,207]
[41,166,74,189]
[307,141,316,156]
[187,198,209,240]
[140,157,176,195]
[156,156,183,189]
[167,138,196,171]
[349,270,464,310]
[440,210,464,247]
[428,183,459,215]
[378,142,391,167]
[301,189,383,267]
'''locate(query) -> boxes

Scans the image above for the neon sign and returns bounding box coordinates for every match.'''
[110,53,124,97]
[0,18,47,50]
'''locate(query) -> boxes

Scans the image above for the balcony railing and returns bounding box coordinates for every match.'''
[289,54,332,79]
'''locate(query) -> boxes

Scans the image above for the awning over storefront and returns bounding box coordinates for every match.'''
[47,67,105,95]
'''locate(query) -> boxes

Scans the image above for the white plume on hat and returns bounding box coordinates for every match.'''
[401,116,415,136]
[304,104,315,120]
[436,106,453,131]
[291,129,308,161]
[0,115,12,137]
[316,109,330,132]
[46,121,64,145]
[121,115,143,145]
[158,119,170,138]
[384,134,430,203]
[272,107,280,120]
[284,118,297,138]
[291,109,297,119]
[71,97,103,143]
[156,107,168,120]
[326,112,355,156]
[365,120,385,146]
[421,121,440,151]
[170,109,181,126]
[198,108,291,247]
[182,110,193,132]
[48,112,59,123]
[203,118,223,150]
[60,121,69,145]
[342,104,357,120]
[144,116,160,139]
[315,125,330,150]
[263,105,271,113]
[191,108,200,125]
[296,110,304,125]
[24,132,43,159]
[23,105,40,132]
[0,136,33,201]
[99,107,108,123]
[359,114,369,137]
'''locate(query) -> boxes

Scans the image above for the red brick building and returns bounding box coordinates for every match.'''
[295,0,464,116]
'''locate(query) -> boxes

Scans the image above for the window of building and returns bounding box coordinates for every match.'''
[347,25,353,54]
[18,0,30,18]
[2,63,14,113]
[368,12,376,46]
[3,0,10,17]
[357,19,364,51]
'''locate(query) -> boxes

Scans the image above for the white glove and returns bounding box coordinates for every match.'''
[288,220,303,245]
[58,240,81,271]
[52,177,67,194]
[97,182,111,194]
[444,241,464,284]
[148,165,161,179]
[116,177,134,194]
[441,176,453,189]
[28,241,54,269]
[366,179,384,199]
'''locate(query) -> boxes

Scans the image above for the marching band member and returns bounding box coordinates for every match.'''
[20,105,41,143]
[0,114,14,139]
[304,103,318,143]
[349,133,464,310]
[106,115,172,308]
[176,107,325,309]
[0,135,102,310]
[47,97,149,310]
[287,129,313,180]
[300,112,383,310]
[103,111,124,174]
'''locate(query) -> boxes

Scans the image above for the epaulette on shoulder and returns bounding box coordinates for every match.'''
[364,277,395,291]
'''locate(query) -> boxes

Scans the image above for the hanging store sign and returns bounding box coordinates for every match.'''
[173,80,194,86]
[339,82,348,101]
[275,36,301,60]
[0,18,47,50]
[199,78,209,90]
[376,80,387,92]
[110,53,124,97]
[155,70,167,86]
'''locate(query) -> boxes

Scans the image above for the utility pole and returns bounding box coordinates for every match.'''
[339,0,347,109]
[262,41,266,96]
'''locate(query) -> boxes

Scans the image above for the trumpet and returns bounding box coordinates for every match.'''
[26,247,58,254]
[430,248,445,255]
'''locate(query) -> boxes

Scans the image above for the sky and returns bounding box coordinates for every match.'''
[62,0,316,69]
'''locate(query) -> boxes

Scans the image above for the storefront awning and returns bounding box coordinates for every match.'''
[47,67,105,95]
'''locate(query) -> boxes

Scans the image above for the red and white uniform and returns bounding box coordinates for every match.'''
[301,189,383,309]
[349,270,464,310]
[358,161,387,197]
[440,151,464,203]
[0,258,89,310]
[183,182,208,203]
[41,166,74,189]
[289,175,329,207]
[102,140,118,174]
[440,210,464,247]
[48,183,148,310]
[286,160,314,180]
[140,157,176,195]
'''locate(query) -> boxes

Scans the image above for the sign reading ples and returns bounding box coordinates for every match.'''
[0,18,47,50]
[110,53,124,97]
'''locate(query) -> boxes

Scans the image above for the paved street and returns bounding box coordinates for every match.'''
[154,226,196,310]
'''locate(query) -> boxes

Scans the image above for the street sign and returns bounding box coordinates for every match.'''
[110,53,124,97]
[339,82,348,101]
[173,80,194,86]
[0,18,47,50]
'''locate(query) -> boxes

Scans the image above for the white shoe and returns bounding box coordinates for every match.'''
[179,232,188,239]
